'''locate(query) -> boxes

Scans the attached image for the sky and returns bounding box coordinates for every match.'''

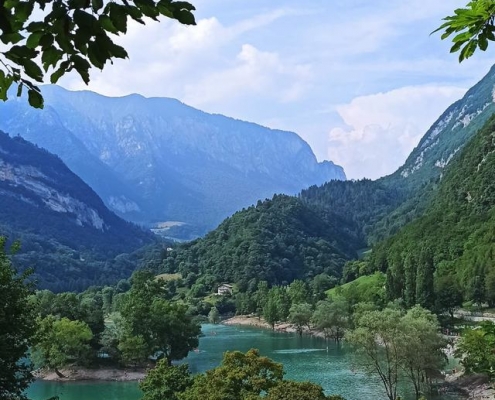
[60,0,495,180]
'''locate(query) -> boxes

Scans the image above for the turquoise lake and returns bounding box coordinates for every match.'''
[27,323,464,400]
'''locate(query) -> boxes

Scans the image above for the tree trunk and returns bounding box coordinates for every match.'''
[54,368,66,378]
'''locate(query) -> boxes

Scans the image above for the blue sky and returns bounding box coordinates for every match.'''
[61,0,495,179]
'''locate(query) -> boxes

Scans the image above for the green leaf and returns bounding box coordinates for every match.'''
[172,9,195,25]
[0,70,14,101]
[50,60,69,83]
[450,40,464,53]
[23,59,44,81]
[41,46,63,71]
[26,32,44,49]
[108,3,128,33]
[73,10,98,30]
[16,83,23,97]
[0,32,24,45]
[99,15,118,33]
[87,40,106,69]
[70,55,91,84]
[479,34,489,51]
[39,34,54,49]
[27,88,44,108]
[109,43,128,59]
[92,0,103,12]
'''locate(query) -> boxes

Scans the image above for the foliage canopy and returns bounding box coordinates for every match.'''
[434,0,495,61]
[0,0,196,107]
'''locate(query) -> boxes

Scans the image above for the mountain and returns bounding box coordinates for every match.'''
[391,65,495,188]
[369,112,495,306]
[0,131,154,291]
[0,86,345,238]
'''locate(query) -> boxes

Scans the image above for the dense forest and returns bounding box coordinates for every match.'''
[370,113,495,306]
[161,195,362,291]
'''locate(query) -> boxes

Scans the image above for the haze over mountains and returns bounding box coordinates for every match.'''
[0,86,345,238]
[0,131,153,290]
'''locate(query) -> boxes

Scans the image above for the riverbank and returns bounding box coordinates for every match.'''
[446,373,495,400]
[222,315,325,338]
[34,367,146,382]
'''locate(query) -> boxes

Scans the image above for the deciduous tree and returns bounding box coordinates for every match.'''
[0,239,36,400]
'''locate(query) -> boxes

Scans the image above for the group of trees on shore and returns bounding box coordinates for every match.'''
[30,270,201,377]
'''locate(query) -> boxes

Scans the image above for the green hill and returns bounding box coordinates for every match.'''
[161,195,362,291]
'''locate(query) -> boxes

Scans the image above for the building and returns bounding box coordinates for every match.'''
[217,283,233,295]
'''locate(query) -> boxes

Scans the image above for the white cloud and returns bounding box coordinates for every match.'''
[327,85,467,180]
[182,44,312,107]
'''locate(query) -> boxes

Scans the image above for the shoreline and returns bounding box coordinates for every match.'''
[222,315,326,338]
[222,315,495,400]
[34,367,146,382]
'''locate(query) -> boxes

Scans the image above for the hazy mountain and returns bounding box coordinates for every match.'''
[0,131,153,290]
[0,86,345,237]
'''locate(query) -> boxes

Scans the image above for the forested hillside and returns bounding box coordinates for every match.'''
[161,195,362,291]
[0,131,154,291]
[370,113,495,306]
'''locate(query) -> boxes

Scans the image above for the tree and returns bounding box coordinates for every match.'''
[263,295,279,330]
[455,321,495,377]
[400,306,447,399]
[288,280,309,305]
[140,362,193,400]
[415,247,435,310]
[180,349,283,400]
[486,268,495,307]
[33,316,93,376]
[434,275,463,320]
[288,303,312,336]
[208,307,220,324]
[0,239,36,400]
[312,299,349,342]
[347,306,447,400]
[0,0,196,107]
[346,308,404,400]
[118,334,148,367]
[434,1,495,62]
[120,270,201,365]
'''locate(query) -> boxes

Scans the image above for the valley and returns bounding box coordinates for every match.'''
[3,3,495,399]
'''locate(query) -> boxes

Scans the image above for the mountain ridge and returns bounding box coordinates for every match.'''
[0,86,345,237]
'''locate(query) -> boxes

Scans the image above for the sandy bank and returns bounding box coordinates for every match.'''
[35,367,146,382]
[222,315,325,338]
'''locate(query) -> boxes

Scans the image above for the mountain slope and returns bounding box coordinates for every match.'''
[0,131,153,290]
[370,112,495,304]
[0,87,345,236]
[299,65,495,246]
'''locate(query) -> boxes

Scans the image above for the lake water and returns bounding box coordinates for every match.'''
[27,324,464,400]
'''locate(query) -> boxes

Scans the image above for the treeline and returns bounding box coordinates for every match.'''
[368,113,495,308]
